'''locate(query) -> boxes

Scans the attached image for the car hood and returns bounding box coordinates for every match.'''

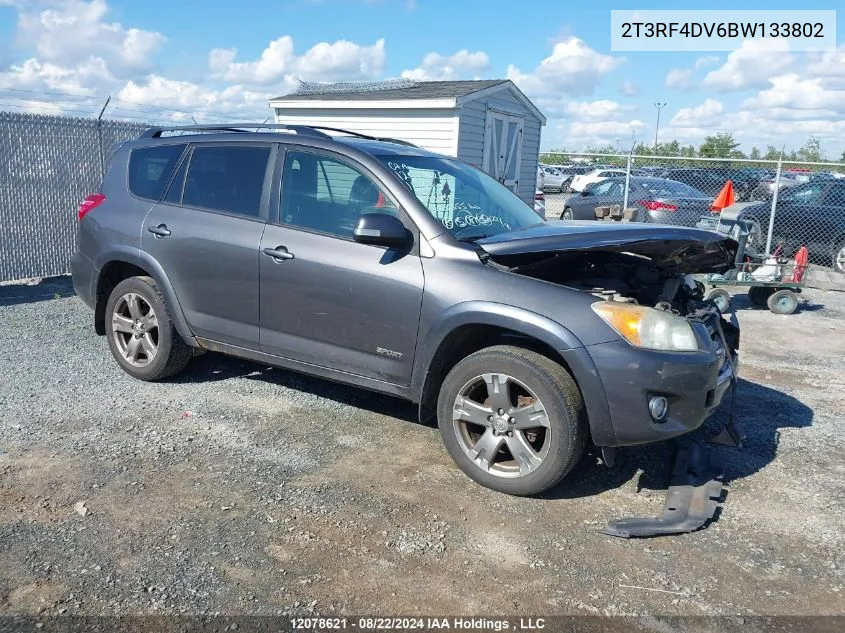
[477,221,738,273]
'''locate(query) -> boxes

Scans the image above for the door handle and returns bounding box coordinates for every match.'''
[148,224,171,238]
[262,246,295,261]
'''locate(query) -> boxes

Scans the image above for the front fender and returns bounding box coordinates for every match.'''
[411,301,616,446]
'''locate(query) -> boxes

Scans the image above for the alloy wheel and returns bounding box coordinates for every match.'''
[452,373,551,478]
[111,292,159,368]
[835,245,845,273]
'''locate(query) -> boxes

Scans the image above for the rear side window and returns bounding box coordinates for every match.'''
[128,144,187,200]
[183,145,271,218]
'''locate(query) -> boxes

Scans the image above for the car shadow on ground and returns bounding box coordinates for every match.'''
[541,377,813,500]
[0,275,76,306]
[171,351,420,424]
[176,353,813,502]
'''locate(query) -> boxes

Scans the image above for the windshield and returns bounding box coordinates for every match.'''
[376,154,543,240]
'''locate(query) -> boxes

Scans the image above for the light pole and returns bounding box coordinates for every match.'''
[653,102,667,152]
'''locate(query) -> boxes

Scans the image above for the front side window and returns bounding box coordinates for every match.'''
[377,154,542,241]
[281,151,397,239]
[128,144,186,201]
[182,145,271,218]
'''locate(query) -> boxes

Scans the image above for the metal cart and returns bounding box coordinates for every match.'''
[697,214,808,315]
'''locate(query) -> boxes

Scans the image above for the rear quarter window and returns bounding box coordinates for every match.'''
[128,144,187,201]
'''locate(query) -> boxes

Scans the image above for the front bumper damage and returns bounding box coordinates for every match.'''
[602,307,746,538]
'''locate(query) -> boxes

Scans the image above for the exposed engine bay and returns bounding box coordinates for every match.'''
[506,250,709,316]
[483,248,740,353]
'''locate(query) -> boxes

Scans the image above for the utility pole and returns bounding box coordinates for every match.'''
[653,102,667,152]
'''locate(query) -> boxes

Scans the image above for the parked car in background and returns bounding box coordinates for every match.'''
[539,165,567,192]
[536,164,545,191]
[569,168,626,193]
[750,172,798,200]
[659,168,756,202]
[560,177,713,227]
[736,179,845,272]
[534,189,546,217]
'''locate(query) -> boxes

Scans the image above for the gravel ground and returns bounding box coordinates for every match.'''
[0,276,843,619]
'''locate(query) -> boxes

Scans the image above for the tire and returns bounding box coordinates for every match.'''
[561,207,574,220]
[767,289,799,315]
[437,345,587,496]
[748,286,774,307]
[105,276,193,381]
[833,240,845,274]
[706,288,731,313]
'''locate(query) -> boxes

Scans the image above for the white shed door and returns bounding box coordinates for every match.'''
[483,112,523,193]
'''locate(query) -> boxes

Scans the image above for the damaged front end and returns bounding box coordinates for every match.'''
[477,224,741,356]
[477,224,746,537]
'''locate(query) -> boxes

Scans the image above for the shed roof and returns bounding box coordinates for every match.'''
[269,79,546,124]
[271,80,508,102]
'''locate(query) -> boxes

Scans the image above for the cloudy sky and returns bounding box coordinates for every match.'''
[1,0,844,157]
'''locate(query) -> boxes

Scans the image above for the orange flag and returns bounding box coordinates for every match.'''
[711,180,735,212]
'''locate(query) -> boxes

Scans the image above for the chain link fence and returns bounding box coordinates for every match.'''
[0,111,147,281]
[539,152,845,274]
[3,111,845,281]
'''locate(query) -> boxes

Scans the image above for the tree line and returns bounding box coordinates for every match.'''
[543,133,843,165]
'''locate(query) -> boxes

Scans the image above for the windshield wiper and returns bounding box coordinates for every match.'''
[457,234,494,243]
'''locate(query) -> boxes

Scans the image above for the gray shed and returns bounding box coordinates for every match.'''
[269,79,546,204]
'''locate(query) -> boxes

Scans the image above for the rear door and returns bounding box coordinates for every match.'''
[141,142,275,349]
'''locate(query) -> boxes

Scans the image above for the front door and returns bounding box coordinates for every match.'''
[258,148,425,386]
[483,111,524,194]
[142,143,275,349]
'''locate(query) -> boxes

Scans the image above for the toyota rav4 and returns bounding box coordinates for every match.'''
[71,124,740,496]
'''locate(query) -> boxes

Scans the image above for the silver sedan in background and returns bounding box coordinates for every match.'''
[560,177,715,227]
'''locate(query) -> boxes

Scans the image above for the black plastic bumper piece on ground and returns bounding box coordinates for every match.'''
[601,440,724,538]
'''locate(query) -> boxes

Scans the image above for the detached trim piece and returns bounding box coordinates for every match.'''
[602,441,724,538]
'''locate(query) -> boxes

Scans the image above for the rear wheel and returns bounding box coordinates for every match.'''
[767,289,799,315]
[833,240,845,274]
[748,286,774,307]
[561,207,574,220]
[105,276,193,381]
[706,288,731,313]
[437,345,587,496]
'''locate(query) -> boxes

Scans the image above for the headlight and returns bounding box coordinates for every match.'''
[591,301,700,352]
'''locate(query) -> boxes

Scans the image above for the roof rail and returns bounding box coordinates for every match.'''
[303,126,418,147]
[138,123,333,139]
[138,123,419,147]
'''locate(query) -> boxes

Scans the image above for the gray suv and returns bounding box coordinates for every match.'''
[71,124,740,496]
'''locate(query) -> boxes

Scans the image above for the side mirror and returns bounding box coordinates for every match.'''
[353,213,411,248]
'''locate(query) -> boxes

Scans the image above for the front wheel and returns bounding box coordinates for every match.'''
[561,207,574,220]
[437,345,587,496]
